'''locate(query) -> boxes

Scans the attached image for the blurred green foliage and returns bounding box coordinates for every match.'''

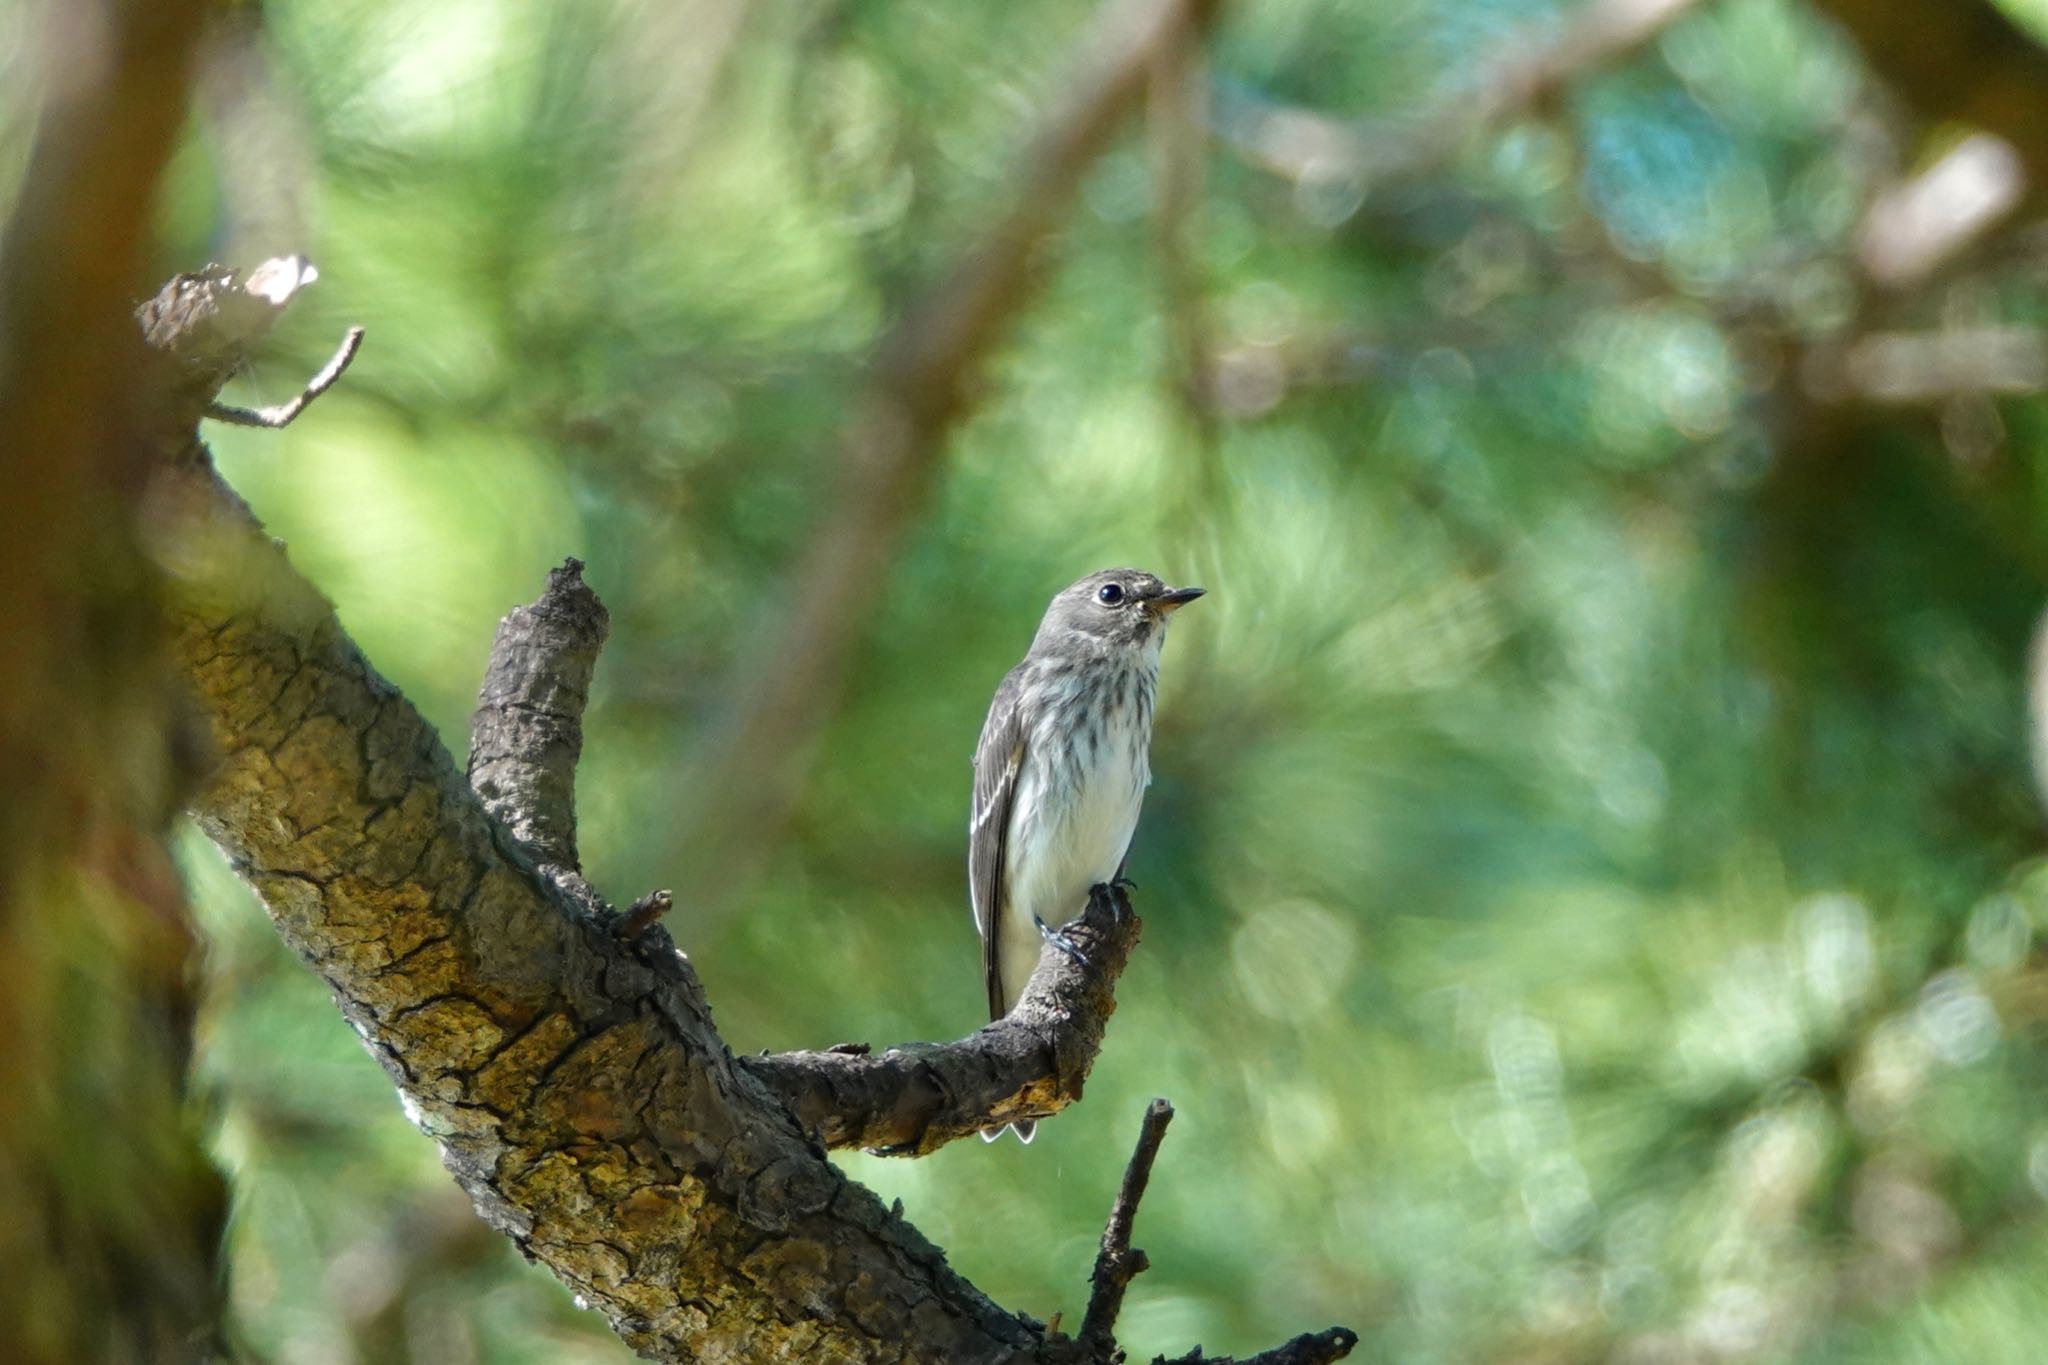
[59,0,2048,1357]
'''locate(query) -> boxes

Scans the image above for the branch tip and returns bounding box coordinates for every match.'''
[1223,1325,1361,1365]
[619,889,674,938]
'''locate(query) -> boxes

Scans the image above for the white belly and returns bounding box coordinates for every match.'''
[995,713,1147,1013]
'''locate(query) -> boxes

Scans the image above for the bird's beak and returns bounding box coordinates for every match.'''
[1150,586,1206,615]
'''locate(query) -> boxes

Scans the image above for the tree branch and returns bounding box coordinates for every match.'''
[467,557,611,873]
[144,261,1352,1363]
[742,885,1141,1153]
[667,0,1224,926]
[1079,1098,1174,1355]
[206,323,364,428]
[1213,0,1700,191]
[1161,1326,1363,1365]
[1807,0,2048,216]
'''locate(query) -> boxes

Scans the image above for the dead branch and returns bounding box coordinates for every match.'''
[666,0,1224,927]
[467,558,611,872]
[206,323,364,428]
[1079,1098,1175,1356]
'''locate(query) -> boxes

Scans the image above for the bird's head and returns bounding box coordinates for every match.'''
[1033,568,1205,654]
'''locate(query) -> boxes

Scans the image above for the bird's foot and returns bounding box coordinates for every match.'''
[1034,914,1091,968]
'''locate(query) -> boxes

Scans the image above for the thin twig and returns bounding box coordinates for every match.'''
[1079,1097,1175,1355]
[206,324,363,428]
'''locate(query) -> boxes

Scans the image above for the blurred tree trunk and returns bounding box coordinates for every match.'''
[0,1,227,1361]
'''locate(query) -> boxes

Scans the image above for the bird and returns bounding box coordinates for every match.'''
[969,567,1204,1141]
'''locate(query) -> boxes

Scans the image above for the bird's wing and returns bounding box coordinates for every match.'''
[969,667,1028,1022]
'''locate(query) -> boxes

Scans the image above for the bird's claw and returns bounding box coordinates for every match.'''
[1034,915,1091,968]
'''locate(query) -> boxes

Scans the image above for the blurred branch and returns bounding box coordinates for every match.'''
[2032,607,2048,823]
[1807,0,2048,216]
[741,885,1142,1153]
[0,0,230,1358]
[1804,325,2046,404]
[1855,133,2026,290]
[195,1,316,258]
[1150,8,1220,457]
[149,258,1351,1362]
[667,0,1224,926]
[1213,0,1700,191]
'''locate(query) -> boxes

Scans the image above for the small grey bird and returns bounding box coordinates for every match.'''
[969,568,1204,1141]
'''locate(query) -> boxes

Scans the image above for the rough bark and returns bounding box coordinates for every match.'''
[144,261,1353,1362]
[741,885,1141,1155]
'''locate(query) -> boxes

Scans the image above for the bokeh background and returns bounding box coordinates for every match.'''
[14,0,2048,1359]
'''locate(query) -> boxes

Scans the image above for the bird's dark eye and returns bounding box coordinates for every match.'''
[1096,583,1125,606]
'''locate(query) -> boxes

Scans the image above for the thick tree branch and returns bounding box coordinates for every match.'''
[145,262,1351,1364]
[468,558,611,872]
[742,885,1141,1153]
[668,0,1224,925]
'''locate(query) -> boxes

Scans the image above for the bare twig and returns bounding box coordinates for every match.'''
[666,0,1224,926]
[206,324,363,429]
[1079,1097,1176,1355]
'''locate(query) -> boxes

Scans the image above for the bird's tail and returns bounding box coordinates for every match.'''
[979,1120,1038,1143]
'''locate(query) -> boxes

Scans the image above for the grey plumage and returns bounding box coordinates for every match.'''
[968,568,1204,1142]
